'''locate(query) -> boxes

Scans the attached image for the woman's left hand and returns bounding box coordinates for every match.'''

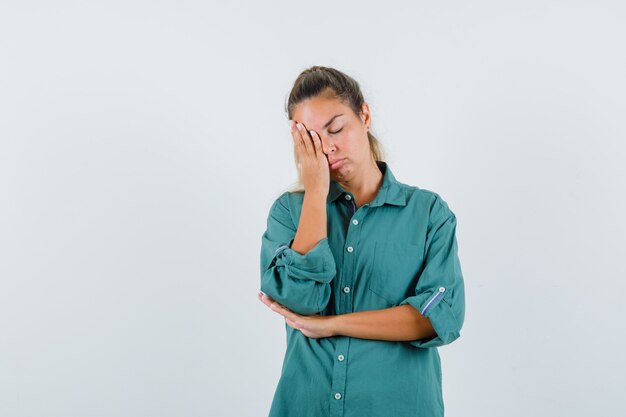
[258,292,336,339]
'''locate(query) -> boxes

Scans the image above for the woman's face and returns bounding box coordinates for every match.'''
[291,94,371,181]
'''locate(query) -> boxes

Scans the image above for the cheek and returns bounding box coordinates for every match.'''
[348,134,368,153]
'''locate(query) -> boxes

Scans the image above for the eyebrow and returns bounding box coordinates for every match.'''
[323,113,344,129]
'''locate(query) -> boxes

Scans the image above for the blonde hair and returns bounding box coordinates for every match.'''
[284,66,386,193]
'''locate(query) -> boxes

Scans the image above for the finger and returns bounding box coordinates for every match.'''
[258,292,269,306]
[291,120,304,144]
[295,122,314,155]
[259,297,273,309]
[309,130,323,158]
[270,303,287,318]
[270,302,285,313]
[259,293,276,309]
[271,302,296,320]
[291,123,303,153]
[291,124,307,165]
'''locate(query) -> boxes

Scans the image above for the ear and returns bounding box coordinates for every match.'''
[360,102,371,128]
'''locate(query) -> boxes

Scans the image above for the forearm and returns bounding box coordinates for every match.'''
[330,305,438,342]
[291,191,327,255]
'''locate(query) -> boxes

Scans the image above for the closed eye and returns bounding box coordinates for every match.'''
[329,128,343,134]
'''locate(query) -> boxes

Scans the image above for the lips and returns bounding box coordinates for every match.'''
[329,158,345,169]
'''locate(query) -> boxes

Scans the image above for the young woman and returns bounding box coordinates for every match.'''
[258,66,465,417]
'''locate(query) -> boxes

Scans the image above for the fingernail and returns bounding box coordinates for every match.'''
[287,120,293,130]
[296,123,303,131]
[309,130,315,136]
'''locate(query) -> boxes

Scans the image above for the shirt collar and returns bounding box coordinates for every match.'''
[327,160,406,207]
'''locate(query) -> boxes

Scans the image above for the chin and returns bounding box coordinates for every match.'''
[332,168,349,179]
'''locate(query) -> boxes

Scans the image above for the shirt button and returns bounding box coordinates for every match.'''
[338,354,345,361]
[343,286,350,293]
[345,195,351,200]
[335,392,342,400]
[352,219,358,225]
[346,246,353,253]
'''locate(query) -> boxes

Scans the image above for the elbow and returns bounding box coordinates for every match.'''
[403,297,464,349]
[260,270,332,315]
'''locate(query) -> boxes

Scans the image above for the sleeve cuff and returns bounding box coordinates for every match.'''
[399,288,462,349]
[270,236,336,283]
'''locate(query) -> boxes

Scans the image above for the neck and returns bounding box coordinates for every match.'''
[336,159,384,206]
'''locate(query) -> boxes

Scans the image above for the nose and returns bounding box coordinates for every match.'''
[321,135,335,154]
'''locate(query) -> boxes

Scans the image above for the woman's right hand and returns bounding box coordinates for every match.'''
[290,120,330,197]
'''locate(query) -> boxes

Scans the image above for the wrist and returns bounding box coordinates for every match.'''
[328,314,344,337]
[306,190,328,199]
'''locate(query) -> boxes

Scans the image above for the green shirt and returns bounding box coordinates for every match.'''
[260,160,465,417]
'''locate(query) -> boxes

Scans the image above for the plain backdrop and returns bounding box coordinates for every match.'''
[1,1,625,416]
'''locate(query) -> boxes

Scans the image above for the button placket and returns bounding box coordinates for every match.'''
[329,337,350,416]
[344,193,356,214]
[331,196,362,416]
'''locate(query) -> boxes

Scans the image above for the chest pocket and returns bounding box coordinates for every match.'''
[367,242,424,306]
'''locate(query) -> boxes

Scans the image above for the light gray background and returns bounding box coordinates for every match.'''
[1,1,625,416]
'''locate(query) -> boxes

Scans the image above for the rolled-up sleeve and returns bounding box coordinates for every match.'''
[260,192,337,315]
[399,195,465,349]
